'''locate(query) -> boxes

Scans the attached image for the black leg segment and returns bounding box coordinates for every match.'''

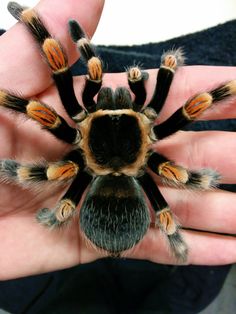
[147,49,184,114]
[154,80,236,139]
[127,67,149,111]
[36,171,92,227]
[138,173,188,262]
[8,2,83,118]
[0,90,79,144]
[69,20,103,113]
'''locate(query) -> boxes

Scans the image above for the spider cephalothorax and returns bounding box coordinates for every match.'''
[1,2,236,261]
[80,108,153,174]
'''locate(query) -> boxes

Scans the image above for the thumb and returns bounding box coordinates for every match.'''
[0,0,104,95]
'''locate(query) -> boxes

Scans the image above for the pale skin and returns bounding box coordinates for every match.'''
[0,0,236,280]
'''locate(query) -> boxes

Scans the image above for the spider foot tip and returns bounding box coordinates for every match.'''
[7,1,25,20]
[168,232,188,264]
[36,208,62,228]
[68,19,85,43]
[198,169,221,190]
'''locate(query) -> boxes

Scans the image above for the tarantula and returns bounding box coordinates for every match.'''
[0,2,235,262]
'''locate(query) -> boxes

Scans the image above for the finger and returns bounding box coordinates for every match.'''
[36,66,236,114]
[65,67,236,121]
[161,187,236,234]
[130,228,236,265]
[0,0,104,95]
[34,73,236,162]
[149,66,236,122]
[155,130,236,184]
[186,231,236,265]
[0,212,102,280]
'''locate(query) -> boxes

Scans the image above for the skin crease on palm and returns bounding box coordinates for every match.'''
[0,0,236,280]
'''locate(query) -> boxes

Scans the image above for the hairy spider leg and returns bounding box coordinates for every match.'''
[69,20,103,114]
[37,171,92,227]
[155,80,236,139]
[0,150,84,186]
[8,2,82,118]
[0,90,79,144]
[0,148,90,227]
[127,67,149,111]
[148,153,220,190]
[147,48,185,114]
[138,173,188,262]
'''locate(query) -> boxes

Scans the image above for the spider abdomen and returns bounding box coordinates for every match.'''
[79,174,150,254]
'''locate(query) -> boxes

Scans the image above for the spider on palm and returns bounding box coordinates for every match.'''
[0,2,235,262]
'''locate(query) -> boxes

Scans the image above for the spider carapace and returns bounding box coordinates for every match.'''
[1,1,236,261]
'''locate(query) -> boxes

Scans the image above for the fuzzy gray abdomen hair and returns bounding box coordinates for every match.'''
[79,174,150,254]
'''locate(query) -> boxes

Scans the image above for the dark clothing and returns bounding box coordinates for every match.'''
[0,261,231,314]
[0,19,236,314]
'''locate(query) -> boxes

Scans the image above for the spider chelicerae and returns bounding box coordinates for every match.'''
[0,2,235,262]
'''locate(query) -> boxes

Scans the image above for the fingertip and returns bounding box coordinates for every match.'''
[0,0,104,94]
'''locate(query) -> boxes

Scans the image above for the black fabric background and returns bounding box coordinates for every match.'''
[0,20,236,314]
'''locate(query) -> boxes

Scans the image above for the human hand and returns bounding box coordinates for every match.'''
[129,66,236,266]
[0,0,106,280]
[0,0,236,280]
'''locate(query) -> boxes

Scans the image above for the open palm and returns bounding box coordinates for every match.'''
[0,0,236,281]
